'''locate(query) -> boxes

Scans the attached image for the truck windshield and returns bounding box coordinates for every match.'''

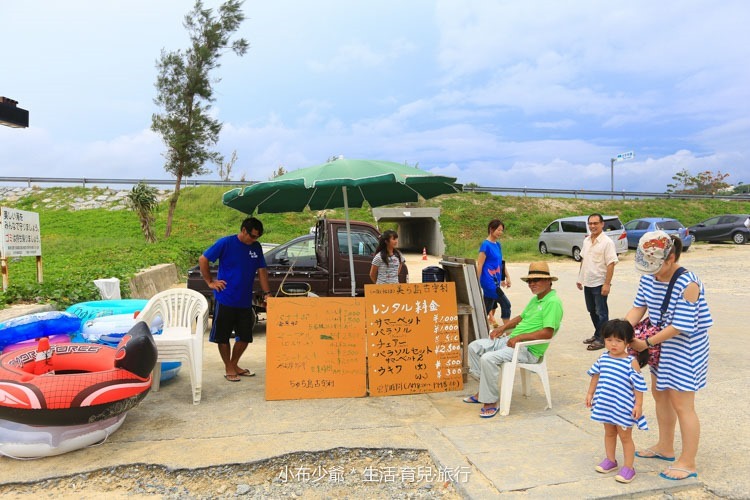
[337,229,378,256]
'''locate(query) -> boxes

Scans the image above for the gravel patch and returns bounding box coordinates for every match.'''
[0,448,464,499]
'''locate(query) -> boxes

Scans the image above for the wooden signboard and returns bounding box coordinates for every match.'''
[265,297,367,400]
[365,282,463,396]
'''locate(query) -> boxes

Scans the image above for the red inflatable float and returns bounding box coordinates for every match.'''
[0,322,157,427]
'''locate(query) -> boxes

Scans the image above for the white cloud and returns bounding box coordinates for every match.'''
[2,0,749,192]
[306,38,417,73]
[533,120,575,130]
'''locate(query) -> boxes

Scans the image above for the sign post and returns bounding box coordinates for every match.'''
[610,151,634,199]
[0,207,43,291]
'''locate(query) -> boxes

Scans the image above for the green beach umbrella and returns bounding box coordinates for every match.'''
[223,157,461,295]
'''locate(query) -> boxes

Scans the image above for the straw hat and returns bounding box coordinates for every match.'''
[520,262,558,282]
[635,230,674,274]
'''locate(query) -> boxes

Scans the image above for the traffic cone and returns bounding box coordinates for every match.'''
[422,247,428,260]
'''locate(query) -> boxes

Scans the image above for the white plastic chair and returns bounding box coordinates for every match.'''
[498,338,553,416]
[138,288,209,405]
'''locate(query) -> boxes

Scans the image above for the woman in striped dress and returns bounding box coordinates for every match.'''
[626,231,712,481]
[586,319,649,483]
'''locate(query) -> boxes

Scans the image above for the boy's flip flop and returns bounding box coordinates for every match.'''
[237,369,255,377]
[659,466,697,481]
[224,374,241,382]
[635,448,676,461]
[462,395,480,404]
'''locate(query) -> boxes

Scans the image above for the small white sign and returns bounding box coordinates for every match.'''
[1,207,42,258]
[616,151,634,161]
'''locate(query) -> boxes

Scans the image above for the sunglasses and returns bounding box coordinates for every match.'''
[526,278,547,284]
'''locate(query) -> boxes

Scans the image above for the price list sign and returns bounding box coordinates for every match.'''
[265,297,367,400]
[365,282,463,396]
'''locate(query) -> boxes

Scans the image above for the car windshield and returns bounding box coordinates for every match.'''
[602,218,623,231]
[656,220,683,231]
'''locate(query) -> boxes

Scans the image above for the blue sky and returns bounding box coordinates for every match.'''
[2,0,749,192]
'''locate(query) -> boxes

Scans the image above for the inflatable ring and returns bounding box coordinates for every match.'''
[0,312,80,351]
[0,413,126,459]
[81,313,163,343]
[66,299,149,323]
[0,322,157,427]
[2,334,71,354]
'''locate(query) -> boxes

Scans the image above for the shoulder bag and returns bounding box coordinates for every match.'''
[629,267,686,368]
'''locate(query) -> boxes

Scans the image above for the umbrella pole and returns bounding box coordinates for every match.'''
[342,186,357,297]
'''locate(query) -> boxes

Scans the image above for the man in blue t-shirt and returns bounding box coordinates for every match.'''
[199,217,270,382]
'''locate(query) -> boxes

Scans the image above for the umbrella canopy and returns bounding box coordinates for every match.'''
[223,158,462,296]
[222,158,461,214]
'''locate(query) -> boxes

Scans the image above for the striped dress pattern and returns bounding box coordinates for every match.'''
[588,352,649,430]
[633,271,712,391]
[371,253,403,284]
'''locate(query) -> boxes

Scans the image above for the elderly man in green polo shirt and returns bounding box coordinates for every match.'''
[463,262,564,418]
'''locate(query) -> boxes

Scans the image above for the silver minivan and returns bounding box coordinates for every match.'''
[538,215,628,261]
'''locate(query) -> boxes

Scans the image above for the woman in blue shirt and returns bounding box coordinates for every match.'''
[476,219,511,327]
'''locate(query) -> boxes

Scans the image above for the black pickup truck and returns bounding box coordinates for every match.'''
[187,218,408,317]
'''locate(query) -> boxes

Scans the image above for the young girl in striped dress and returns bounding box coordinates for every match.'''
[586,319,649,484]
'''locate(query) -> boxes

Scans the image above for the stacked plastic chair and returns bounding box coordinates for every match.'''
[138,288,208,405]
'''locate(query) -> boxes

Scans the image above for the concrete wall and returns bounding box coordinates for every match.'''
[372,207,445,256]
[128,263,181,299]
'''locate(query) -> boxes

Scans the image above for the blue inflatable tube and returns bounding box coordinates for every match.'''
[0,312,81,351]
[159,361,182,382]
[66,299,149,323]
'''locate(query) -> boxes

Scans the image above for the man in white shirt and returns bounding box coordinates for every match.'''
[577,213,618,351]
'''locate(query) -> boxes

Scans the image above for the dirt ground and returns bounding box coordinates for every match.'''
[0,242,744,498]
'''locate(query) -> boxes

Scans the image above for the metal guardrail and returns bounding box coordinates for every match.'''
[0,177,254,188]
[462,185,750,201]
[0,176,748,201]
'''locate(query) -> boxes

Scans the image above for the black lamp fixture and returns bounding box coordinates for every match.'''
[0,96,29,128]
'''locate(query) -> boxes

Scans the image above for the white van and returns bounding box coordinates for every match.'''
[538,215,628,261]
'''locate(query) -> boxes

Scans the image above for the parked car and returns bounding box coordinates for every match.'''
[688,214,750,245]
[623,218,691,250]
[538,215,628,261]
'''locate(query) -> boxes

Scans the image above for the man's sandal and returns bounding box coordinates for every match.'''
[479,407,499,418]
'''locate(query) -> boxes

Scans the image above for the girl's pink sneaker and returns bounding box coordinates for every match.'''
[615,466,636,483]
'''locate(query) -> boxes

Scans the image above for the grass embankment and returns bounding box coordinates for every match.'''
[2,186,748,308]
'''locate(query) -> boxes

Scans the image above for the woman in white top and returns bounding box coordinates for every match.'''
[369,230,404,284]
